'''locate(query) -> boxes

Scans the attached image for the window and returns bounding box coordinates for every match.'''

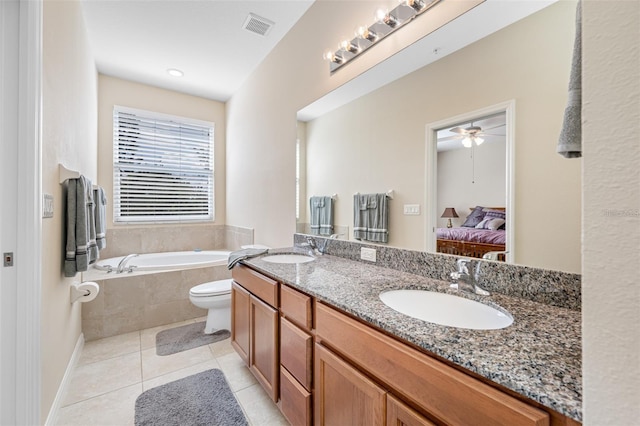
[113,106,214,223]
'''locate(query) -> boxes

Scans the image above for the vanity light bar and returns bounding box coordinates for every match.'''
[324,0,442,73]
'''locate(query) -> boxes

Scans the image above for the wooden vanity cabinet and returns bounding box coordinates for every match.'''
[315,302,551,426]
[279,284,314,426]
[231,265,279,402]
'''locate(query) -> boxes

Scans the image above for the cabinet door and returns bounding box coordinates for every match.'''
[387,394,436,426]
[281,316,313,390]
[281,367,312,426]
[314,343,386,426]
[250,294,279,402]
[231,281,250,365]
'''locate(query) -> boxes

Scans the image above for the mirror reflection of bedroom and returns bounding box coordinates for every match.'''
[435,111,508,261]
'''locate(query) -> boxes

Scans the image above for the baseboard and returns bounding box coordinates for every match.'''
[44,333,84,426]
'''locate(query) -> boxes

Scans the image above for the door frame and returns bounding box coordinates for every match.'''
[425,100,515,263]
[1,0,43,424]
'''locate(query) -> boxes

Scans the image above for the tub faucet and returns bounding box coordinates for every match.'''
[116,253,139,273]
[450,258,490,296]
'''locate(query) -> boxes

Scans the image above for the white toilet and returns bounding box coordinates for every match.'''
[189,278,233,334]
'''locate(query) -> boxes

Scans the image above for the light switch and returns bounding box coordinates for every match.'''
[43,194,54,218]
[403,204,420,215]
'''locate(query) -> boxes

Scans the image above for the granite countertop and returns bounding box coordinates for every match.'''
[243,248,582,422]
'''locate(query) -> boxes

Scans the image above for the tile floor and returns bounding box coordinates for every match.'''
[56,318,289,426]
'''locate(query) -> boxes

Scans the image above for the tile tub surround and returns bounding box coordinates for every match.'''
[82,264,232,341]
[244,246,582,422]
[99,224,254,260]
[293,233,581,311]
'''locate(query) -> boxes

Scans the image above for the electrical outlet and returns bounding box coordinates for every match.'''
[403,204,421,215]
[361,247,376,262]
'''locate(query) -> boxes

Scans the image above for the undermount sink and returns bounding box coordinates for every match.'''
[379,290,513,330]
[261,254,315,264]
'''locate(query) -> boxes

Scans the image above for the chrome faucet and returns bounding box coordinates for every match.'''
[450,258,490,296]
[482,250,509,261]
[116,253,139,273]
[304,236,323,255]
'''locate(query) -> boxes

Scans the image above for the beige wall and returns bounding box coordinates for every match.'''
[302,2,580,273]
[97,75,227,228]
[583,1,640,424]
[226,0,483,247]
[41,0,98,419]
[437,142,506,228]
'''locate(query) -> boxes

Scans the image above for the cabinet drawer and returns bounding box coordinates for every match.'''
[232,264,278,307]
[316,303,549,426]
[281,316,313,390]
[280,367,312,426]
[281,284,313,330]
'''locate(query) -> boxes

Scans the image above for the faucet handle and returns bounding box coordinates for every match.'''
[455,258,471,273]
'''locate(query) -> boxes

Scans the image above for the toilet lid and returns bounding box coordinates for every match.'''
[190,279,233,297]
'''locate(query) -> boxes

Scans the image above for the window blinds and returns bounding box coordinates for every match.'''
[113,106,214,223]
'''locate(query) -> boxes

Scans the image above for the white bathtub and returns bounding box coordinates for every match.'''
[94,250,231,273]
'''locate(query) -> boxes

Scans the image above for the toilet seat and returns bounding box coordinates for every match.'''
[189,279,233,297]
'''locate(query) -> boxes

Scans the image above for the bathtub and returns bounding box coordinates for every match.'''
[94,250,231,273]
[83,249,233,341]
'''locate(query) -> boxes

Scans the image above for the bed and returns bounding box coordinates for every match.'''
[436,206,506,260]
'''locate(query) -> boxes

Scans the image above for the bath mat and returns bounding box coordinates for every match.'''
[156,322,230,356]
[135,369,247,426]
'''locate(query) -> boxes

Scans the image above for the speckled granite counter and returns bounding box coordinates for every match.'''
[242,247,582,422]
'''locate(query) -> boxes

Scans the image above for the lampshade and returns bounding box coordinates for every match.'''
[441,207,459,218]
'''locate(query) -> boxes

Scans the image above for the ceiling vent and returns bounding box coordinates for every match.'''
[242,13,275,37]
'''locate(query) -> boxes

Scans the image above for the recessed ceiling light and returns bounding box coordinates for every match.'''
[167,68,184,77]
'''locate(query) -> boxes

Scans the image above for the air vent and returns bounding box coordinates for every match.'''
[242,13,275,37]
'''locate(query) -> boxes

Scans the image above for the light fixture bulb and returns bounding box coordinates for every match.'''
[167,68,184,77]
[340,39,359,53]
[323,50,343,64]
[403,0,426,11]
[474,136,485,145]
[357,25,377,42]
[375,8,388,22]
[462,137,472,148]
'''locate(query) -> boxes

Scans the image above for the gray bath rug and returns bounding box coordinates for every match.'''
[156,322,230,356]
[135,369,247,426]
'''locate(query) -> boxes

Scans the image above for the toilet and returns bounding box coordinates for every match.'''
[189,278,233,334]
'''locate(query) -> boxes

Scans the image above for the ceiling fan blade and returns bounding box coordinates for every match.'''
[449,126,468,134]
[437,135,462,142]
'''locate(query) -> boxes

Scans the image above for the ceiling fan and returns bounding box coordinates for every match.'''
[438,119,506,148]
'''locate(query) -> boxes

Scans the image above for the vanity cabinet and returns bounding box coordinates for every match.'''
[315,302,550,426]
[279,284,314,425]
[231,265,279,402]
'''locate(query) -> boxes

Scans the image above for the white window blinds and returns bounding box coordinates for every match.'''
[113,106,214,223]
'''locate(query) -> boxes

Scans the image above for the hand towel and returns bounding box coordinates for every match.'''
[227,248,269,269]
[310,196,334,236]
[65,176,94,277]
[353,193,389,243]
[557,0,582,158]
[94,187,107,250]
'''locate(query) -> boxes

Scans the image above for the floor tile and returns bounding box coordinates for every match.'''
[216,352,257,392]
[142,359,221,391]
[57,383,141,426]
[209,336,236,358]
[62,351,141,406]
[236,383,289,426]
[141,345,214,380]
[79,331,140,365]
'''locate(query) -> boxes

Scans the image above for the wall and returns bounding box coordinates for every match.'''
[302,2,580,272]
[41,0,98,419]
[583,1,640,424]
[437,142,506,228]
[226,0,483,247]
[97,75,227,229]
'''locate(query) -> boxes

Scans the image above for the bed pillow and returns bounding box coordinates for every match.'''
[475,217,506,231]
[461,206,485,228]
[483,209,506,230]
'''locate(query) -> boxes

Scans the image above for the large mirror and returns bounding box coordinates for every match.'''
[296,1,581,274]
